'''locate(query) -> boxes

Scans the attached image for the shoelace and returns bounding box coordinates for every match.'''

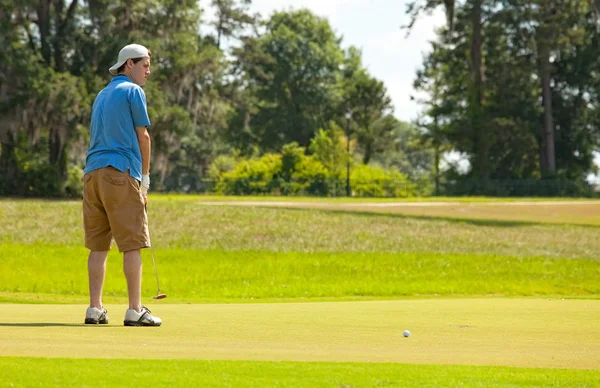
[138,306,154,322]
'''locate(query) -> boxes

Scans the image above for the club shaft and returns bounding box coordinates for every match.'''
[146,204,161,295]
[150,245,161,293]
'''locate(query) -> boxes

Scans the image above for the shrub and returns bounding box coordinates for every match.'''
[351,164,416,197]
[215,154,282,195]
[279,143,329,195]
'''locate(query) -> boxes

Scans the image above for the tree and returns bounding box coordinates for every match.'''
[342,48,394,164]
[414,0,600,188]
[211,0,255,49]
[234,9,345,151]
[406,0,489,178]
[509,0,590,176]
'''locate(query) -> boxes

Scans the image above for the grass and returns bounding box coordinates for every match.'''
[124,194,600,203]
[2,357,599,387]
[1,198,600,259]
[1,196,600,386]
[1,245,599,303]
[1,300,599,368]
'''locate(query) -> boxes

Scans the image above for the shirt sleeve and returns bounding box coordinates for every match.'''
[129,86,151,128]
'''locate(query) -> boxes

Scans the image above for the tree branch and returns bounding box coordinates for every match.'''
[58,0,78,37]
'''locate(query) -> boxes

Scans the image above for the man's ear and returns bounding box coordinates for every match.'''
[126,58,133,69]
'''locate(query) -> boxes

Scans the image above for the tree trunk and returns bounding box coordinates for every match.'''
[37,0,52,66]
[434,143,440,196]
[49,129,67,179]
[217,17,223,50]
[539,42,556,175]
[469,0,487,179]
[53,0,78,72]
[537,0,557,176]
[0,139,18,194]
[362,125,373,164]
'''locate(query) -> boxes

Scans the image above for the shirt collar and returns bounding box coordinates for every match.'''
[112,74,133,83]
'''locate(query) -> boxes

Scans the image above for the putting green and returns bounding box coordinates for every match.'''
[0,299,598,369]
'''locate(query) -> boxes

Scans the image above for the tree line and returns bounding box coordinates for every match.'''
[409,0,600,194]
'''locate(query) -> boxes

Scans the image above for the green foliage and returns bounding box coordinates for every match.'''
[211,0,254,48]
[279,143,329,195]
[308,122,353,179]
[214,143,331,196]
[370,117,433,180]
[412,1,600,189]
[351,164,417,197]
[64,165,84,198]
[342,60,394,165]
[212,138,416,197]
[3,2,600,198]
[208,154,238,179]
[216,153,282,195]
[232,9,345,151]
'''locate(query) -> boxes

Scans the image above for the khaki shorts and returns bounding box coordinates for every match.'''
[83,167,150,253]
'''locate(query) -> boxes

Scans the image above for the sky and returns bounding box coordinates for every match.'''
[201,0,446,123]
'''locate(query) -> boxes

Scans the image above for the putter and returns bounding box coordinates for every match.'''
[150,244,167,300]
[146,204,167,300]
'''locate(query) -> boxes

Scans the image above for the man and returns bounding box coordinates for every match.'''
[82,43,161,326]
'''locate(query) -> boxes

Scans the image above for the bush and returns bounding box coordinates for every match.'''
[215,154,282,195]
[279,143,329,195]
[208,155,238,180]
[212,145,418,197]
[214,143,331,196]
[64,165,84,198]
[351,164,417,197]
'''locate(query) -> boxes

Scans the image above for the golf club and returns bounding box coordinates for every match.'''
[150,244,166,299]
[146,204,167,300]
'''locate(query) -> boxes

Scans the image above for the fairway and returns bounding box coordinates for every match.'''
[1,299,599,369]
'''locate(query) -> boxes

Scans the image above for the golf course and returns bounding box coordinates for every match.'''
[1,196,599,387]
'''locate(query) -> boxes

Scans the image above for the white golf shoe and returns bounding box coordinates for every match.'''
[123,306,162,327]
[85,307,109,324]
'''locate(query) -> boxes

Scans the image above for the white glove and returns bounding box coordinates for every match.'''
[141,174,150,194]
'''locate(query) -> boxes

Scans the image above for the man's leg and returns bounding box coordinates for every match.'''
[123,249,142,312]
[88,251,109,309]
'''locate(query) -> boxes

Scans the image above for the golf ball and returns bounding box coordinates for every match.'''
[403,330,410,337]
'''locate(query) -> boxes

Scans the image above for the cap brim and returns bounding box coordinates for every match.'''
[109,60,126,75]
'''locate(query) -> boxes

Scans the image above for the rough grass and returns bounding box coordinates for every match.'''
[2,357,598,388]
[1,197,599,259]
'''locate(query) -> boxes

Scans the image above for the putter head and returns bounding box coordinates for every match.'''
[153,294,167,300]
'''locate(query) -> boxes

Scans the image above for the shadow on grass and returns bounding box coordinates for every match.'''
[0,323,99,327]
[256,205,600,229]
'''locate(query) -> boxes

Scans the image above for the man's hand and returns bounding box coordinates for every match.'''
[141,174,150,192]
[141,174,150,204]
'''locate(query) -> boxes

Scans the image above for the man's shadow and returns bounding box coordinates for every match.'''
[0,323,110,327]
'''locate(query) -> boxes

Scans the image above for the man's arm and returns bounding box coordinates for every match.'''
[135,126,151,191]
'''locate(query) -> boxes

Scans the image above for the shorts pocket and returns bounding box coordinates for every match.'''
[102,176,126,186]
[127,176,141,192]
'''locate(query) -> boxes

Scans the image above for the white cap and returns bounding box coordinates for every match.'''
[109,44,150,75]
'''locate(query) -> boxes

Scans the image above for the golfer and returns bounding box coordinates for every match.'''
[82,43,161,326]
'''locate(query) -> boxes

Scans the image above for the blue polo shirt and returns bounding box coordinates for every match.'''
[84,75,151,181]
